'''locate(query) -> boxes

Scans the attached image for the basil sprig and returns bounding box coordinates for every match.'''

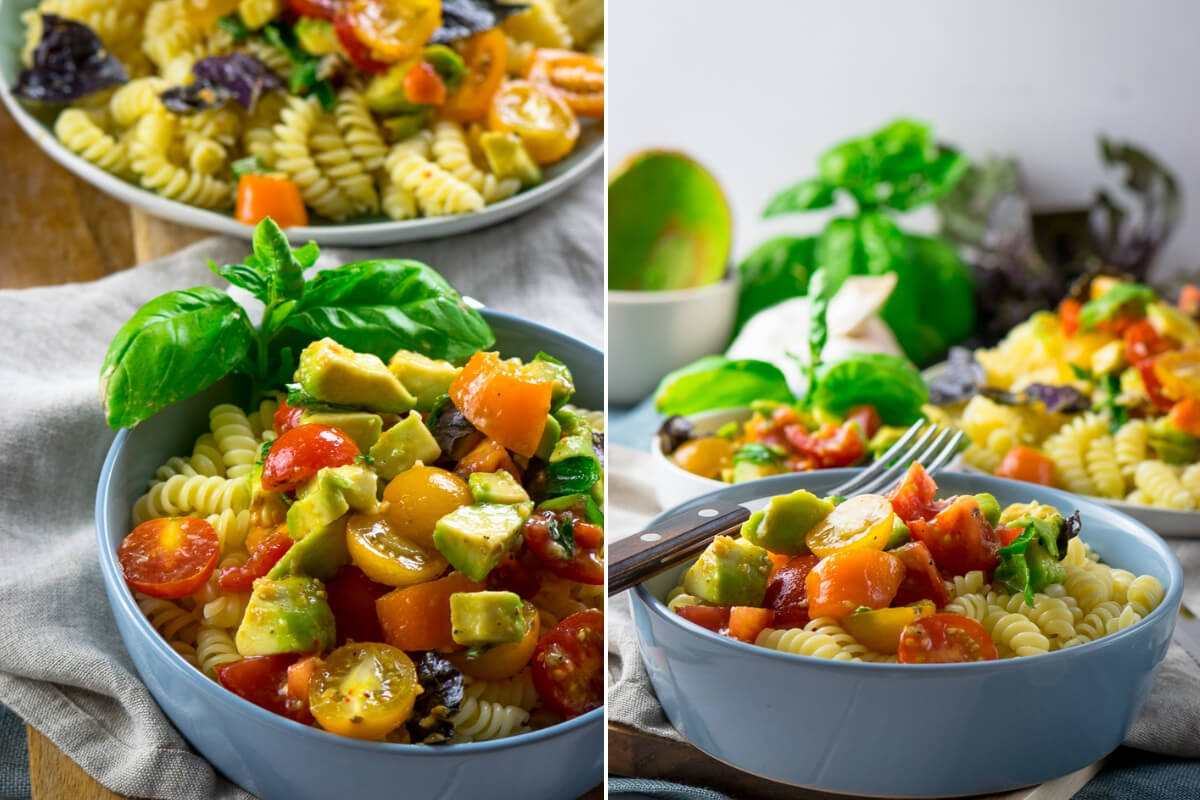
[100,218,494,430]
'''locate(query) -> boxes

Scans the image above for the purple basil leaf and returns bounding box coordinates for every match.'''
[14,15,127,103]
[192,52,282,111]
[927,346,986,405]
[1021,383,1092,414]
[431,0,529,44]
[979,386,1022,405]
[159,80,231,114]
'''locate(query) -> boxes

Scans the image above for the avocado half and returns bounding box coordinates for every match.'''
[608,150,733,292]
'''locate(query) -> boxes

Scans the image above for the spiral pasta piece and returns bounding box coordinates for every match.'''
[55,109,132,178]
[1105,605,1142,635]
[988,612,1050,658]
[1009,593,1075,640]
[243,90,286,168]
[335,86,387,171]
[132,474,250,525]
[1063,564,1111,613]
[142,0,207,70]
[431,120,519,205]
[1085,435,1125,499]
[665,585,701,612]
[803,617,869,660]
[451,697,529,742]
[1126,574,1165,617]
[196,624,241,677]
[1067,600,1122,646]
[1043,415,1106,496]
[1135,461,1194,510]
[502,0,572,49]
[137,593,200,645]
[755,628,855,660]
[948,570,987,599]
[551,0,604,44]
[311,116,379,215]
[1114,419,1149,477]
[464,668,539,710]
[944,592,989,622]
[381,131,432,220]
[210,403,258,479]
[109,77,167,128]
[273,96,353,220]
[391,153,484,217]
[129,111,233,209]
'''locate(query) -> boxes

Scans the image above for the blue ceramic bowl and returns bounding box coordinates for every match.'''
[96,310,603,800]
[631,470,1182,798]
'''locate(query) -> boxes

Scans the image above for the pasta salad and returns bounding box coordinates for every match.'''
[15,0,603,225]
[666,463,1163,663]
[927,278,1200,510]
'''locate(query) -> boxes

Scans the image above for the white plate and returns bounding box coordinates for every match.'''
[0,3,602,245]
[924,360,1200,538]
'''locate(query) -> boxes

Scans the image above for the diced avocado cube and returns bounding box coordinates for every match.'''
[731,460,784,484]
[294,17,337,54]
[295,338,416,413]
[740,490,833,555]
[449,591,528,646]
[550,408,594,464]
[469,471,530,505]
[868,426,907,458]
[235,577,336,656]
[300,411,383,453]
[526,354,575,411]
[885,517,911,550]
[365,62,423,114]
[479,131,542,187]
[268,518,350,581]
[388,349,461,411]
[432,504,524,581]
[369,412,442,480]
[683,535,772,606]
[535,414,562,461]
[321,465,381,514]
[287,476,349,541]
[974,493,1001,527]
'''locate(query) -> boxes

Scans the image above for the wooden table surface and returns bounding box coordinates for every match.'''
[0,100,600,800]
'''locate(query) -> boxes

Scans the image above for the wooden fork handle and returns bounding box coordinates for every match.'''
[609,500,751,596]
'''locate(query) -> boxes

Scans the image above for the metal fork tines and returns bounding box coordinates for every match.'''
[831,421,966,498]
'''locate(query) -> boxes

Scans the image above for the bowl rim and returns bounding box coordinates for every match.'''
[94,307,603,753]
[608,277,738,304]
[633,468,1184,672]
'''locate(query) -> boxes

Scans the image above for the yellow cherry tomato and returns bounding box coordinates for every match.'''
[309,643,418,740]
[805,494,895,557]
[344,0,442,62]
[841,601,936,654]
[487,80,579,165]
[671,437,735,479]
[1154,349,1200,401]
[449,602,539,680]
[382,465,472,551]
[346,513,448,587]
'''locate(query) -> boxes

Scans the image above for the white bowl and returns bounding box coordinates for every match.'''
[608,278,738,406]
[649,406,750,508]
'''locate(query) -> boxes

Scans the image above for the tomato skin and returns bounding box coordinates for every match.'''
[674,604,731,633]
[487,552,542,600]
[376,571,483,651]
[524,48,604,118]
[523,511,604,585]
[898,613,998,663]
[286,655,321,708]
[1169,397,1200,437]
[343,0,440,63]
[487,81,579,165]
[333,13,392,74]
[763,554,819,627]
[287,0,337,19]
[217,654,313,723]
[309,643,418,739]
[453,437,520,482]
[441,29,507,122]
[530,609,603,718]
[727,606,774,643]
[806,550,905,619]
[1139,359,1175,412]
[890,541,951,608]
[887,462,939,522]
[218,532,294,592]
[273,399,305,435]
[784,422,865,468]
[119,517,220,599]
[325,564,392,646]
[910,496,1001,577]
[403,60,446,105]
[994,446,1055,487]
[262,423,359,492]
[235,175,308,228]
[996,525,1024,547]
[1124,319,1174,364]
[845,405,882,439]
[1059,299,1082,337]
[450,351,552,457]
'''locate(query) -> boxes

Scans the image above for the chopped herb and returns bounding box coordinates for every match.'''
[547,515,575,558]
[734,443,777,465]
[218,14,251,41]
[232,155,266,180]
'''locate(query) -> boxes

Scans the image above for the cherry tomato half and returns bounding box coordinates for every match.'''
[762,554,819,628]
[404,60,446,105]
[309,642,419,740]
[273,399,305,436]
[217,653,312,723]
[218,532,294,592]
[889,541,951,608]
[674,604,731,633]
[333,13,393,74]
[523,510,604,585]
[325,564,392,646]
[487,80,579,165]
[805,549,905,619]
[119,517,220,599]
[262,423,360,492]
[897,613,998,663]
[287,0,338,20]
[530,609,603,718]
[441,29,507,122]
[345,512,448,587]
[524,48,604,119]
[343,0,440,63]
[910,495,1000,577]
[887,462,939,523]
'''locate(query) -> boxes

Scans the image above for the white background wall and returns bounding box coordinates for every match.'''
[609,0,1200,278]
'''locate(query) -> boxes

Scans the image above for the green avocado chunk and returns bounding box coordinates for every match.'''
[526,354,575,411]
[683,535,772,606]
[295,338,416,413]
[286,465,380,540]
[479,131,542,188]
[535,414,562,461]
[369,412,442,480]
[550,408,594,464]
[387,350,461,411]
[449,591,529,646]
[885,517,911,549]
[300,411,383,453]
[235,576,336,656]
[268,517,350,581]
[740,489,834,555]
[974,493,1001,527]
[469,471,530,506]
[432,504,525,582]
[731,460,784,484]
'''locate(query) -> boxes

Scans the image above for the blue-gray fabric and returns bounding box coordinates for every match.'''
[0,706,29,800]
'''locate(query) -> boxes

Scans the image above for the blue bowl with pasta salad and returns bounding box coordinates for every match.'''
[629,469,1181,798]
[96,307,603,800]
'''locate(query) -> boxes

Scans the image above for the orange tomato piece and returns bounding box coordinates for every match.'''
[404,60,446,105]
[671,436,735,479]
[1169,397,1200,437]
[727,606,774,643]
[1059,298,1082,337]
[441,29,507,122]
[449,351,552,457]
[375,571,483,651]
[1155,349,1200,402]
[287,655,322,707]
[486,80,579,165]
[993,446,1055,486]
[805,549,905,619]
[118,517,220,599]
[525,48,604,118]
[454,437,521,481]
[235,174,308,228]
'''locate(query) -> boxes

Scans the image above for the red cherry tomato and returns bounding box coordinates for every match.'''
[217,653,313,723]
[890,541,951,608]
[1123,319,1174,364]
[324,564,392,646]
[487,552,543,600]
[762,554,819,627]
[522,511,604,585]
[888,462,939,522]
[530,609,603,718]
[674,604,731,633]
[333,13,392,74]
[897,613,998,663]
[403,60,446,105]
[262,423,359,492]
[119,517,220,599]
[996,524,1024,547]
[218,532,294,592]
[1138,359,1175,412]
[287,0,338,20]
[994,446,1055,487]
[909,495,1000,577]
[845,405,882,439]
[784,422,865,468]
[273,399,305,435]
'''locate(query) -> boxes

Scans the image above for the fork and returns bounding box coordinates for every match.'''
[608,421,966,596]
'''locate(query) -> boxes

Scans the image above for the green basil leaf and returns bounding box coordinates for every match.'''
[280,259,494,363]
[293,241,320,270]
[884,148,970,211]
[546,514,575,557]
[802,266,843,404]
[812,353,929,425]
[231,156,265,180]
[734,443,777,465]
[734,236,814,334]
[252,217,306,301]
[545,456,600,497]
[654,356,795,416]
[1079,283,1156,330]
[218,14,250,41]
[763,178,837,217]
[210,259,269,301]
[100,288,253,429]
[906,235,976,361]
